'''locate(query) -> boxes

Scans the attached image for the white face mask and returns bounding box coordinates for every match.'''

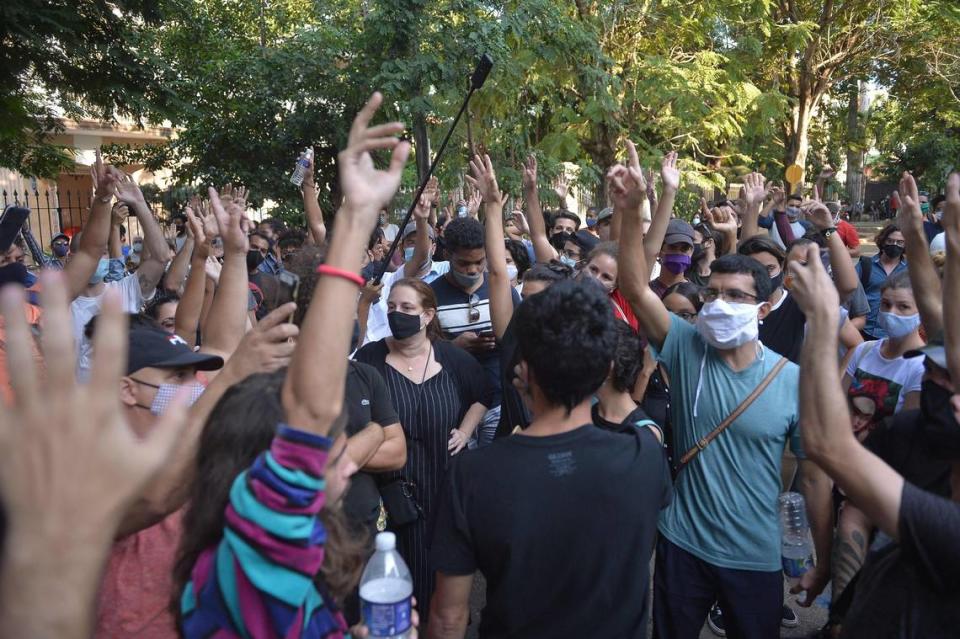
[695,299,762,349]
[506,264,518,281]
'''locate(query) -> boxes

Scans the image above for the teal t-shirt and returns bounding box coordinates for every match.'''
[653,313,802,571]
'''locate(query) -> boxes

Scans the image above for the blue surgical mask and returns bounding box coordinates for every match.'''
[559,255,578,269]
[878,311,920,339]
[936,211,943,222]
[89,258,110,284]
[785,206,801,222]
[403,247,415,262]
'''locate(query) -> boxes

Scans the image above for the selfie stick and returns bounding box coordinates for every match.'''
[372,54,493,285]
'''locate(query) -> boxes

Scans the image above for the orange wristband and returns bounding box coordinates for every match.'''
[316,264,365,287]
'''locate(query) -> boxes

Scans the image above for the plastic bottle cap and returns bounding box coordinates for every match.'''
[375,531,397,552]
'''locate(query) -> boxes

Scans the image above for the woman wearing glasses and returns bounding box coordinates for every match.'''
[856,224,908,339]
[353,277,491,623]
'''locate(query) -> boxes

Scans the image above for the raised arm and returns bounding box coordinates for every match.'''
[116,174,168,298]
[803,200,858,300]
[522,154,558,263]
[64,150,118,300]
[199,189,250,361]
[163,232,194,294]
[640,155,665,275]
[467,154,513,340]
[403,177,438,279]
[898,172,943,337]
[283,92,409,434]
[739,172,767,243]
[790,245,904,539]
[944,172,960,383]
[301,153,327,246]
[108,204,126,259]
[703,206,739,256]
[175,209,211,347]
[616,141,671,348]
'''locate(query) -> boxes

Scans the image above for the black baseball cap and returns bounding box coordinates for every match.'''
[51,233,69,245]
[127,328,224,375]
[664,219,695,247]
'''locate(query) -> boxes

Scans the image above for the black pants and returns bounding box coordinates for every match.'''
[653,537,782,639]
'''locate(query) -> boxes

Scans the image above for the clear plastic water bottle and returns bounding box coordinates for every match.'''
[359,532,413,638]
[778,491,814,584]
[289,147,313,187]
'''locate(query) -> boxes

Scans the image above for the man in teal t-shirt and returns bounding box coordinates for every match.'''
[622,225,833,637]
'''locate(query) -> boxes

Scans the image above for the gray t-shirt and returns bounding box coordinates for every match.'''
[844,281,870,320]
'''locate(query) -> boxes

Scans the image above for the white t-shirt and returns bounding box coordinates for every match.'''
[72,273,151,379]
[381,223,399,242]
[363,260,450,345]
[845,338,923,416]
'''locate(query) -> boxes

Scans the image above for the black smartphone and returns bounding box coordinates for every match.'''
[0,206,30,254]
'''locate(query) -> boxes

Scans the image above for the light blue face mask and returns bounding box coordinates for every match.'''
[89,258,110,285]
[559,255,578,269]
[403,247,415,262]
[878,311,920,339]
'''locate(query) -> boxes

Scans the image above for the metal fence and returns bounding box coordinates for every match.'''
[1,187,169,264]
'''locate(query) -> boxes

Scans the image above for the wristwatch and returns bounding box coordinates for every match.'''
[822,227,838,240]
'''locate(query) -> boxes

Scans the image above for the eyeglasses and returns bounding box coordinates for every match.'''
[52,241,68,247]
[467,293,481,322]
[885,240,906,247]
[701,288,758,304]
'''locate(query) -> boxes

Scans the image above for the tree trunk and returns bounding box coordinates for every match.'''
[412,113,431,184]
[845,81,866,210]
[785,91,816,188]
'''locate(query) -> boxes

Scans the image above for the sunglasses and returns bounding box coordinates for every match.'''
[467,293,481,322]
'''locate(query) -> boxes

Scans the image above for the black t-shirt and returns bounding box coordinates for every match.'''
[759,290,806,363]
[342,361,400,528]
[842,482,960,638]
[430,424,672,639]
[591,402,655,434]
[495,316,530,439]
[863,410,952,496]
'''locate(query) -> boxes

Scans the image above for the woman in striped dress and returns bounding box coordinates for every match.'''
[355,278,491,623]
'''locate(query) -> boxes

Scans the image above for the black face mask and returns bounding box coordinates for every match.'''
[770,271,784,291]
[388,310,422,340]
[247,250,265,271]
[882,244,904,260]
[920,379,960,460]
[0,262,30,287]
[692,243,704,262]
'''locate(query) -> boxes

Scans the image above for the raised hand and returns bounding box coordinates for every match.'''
[339,92,410,217]
[116,173,147,206]
[788,244,840,321]
[185,207,211,259]
[0,272,188,559]
[606,140,647,212]
[945,172,960,230]
[522,154,538,192]
[512,195,524,213]
[91,149,121,202]
[660,151,680,192]
[553,175,570,201]
[465,154,503,204]
[208,186,249,255]
[111,203,129,227]
[704,205,738,235]
[800,199,834,231]
[467,188,482,218]
[742,172,768,207]
[226,302,299,376]
[896,172,923,231]
[511,211,531,236]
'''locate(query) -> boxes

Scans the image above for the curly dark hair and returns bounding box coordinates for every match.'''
[874,223,901,250]
[172,371,362,627]
[523,260,574,284]
[709,254,772,301]
[515,279,616,413]
[610,321,643,394]
[443,216,485,253]
[144,290,181,320]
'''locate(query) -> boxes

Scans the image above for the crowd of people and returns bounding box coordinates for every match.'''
[0,90,958,639]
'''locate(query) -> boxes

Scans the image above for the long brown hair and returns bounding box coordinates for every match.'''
[171,370,367,628]
[390,277,443,341]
